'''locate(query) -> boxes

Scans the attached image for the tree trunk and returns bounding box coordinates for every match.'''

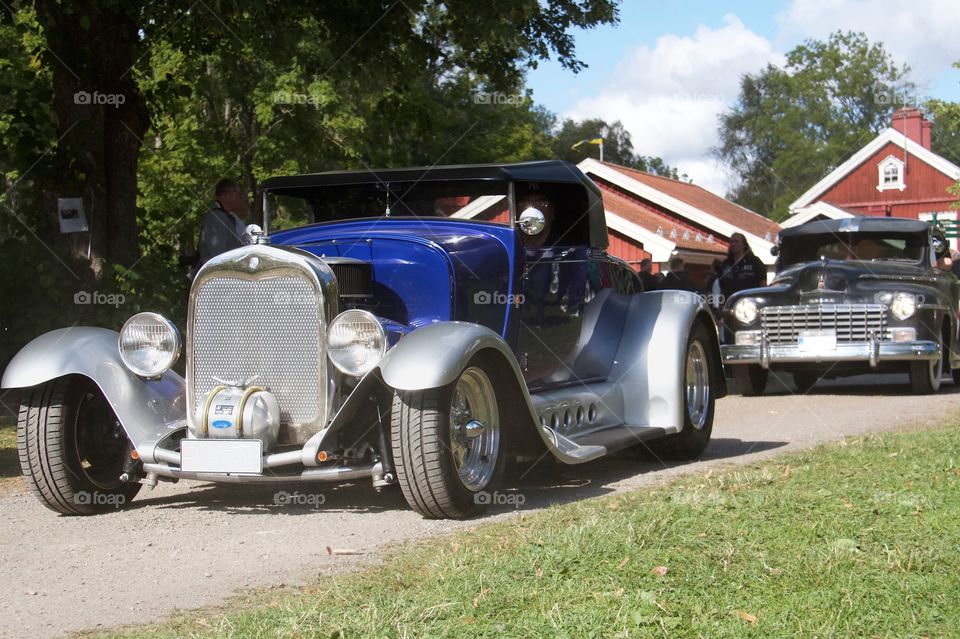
[36,2,148,282]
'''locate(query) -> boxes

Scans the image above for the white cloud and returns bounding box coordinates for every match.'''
[566,15,780,197]
[777,0,960,92]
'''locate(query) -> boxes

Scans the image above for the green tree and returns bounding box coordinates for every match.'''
[551,117,679,177]
[716,31,913,220]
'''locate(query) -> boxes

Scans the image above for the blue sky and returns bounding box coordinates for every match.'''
[526,0,960,198]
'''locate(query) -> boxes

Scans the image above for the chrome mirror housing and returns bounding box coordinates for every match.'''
[243,224,270,245]
[518,207,546,236]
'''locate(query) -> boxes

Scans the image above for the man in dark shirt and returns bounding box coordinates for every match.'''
[638,258,662,292]
[658,256,697,292]
[197,179,251,270]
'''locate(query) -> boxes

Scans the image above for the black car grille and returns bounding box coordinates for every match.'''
[329,262,373,299]
[760,304,887,344]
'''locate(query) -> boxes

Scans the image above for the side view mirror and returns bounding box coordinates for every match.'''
[770,245,780,257]
[518,207,546,236]
[243,224,270,245]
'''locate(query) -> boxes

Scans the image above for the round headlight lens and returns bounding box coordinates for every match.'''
[118,313,182,377]
[328,310,387,376]
[890,292,917,320]
[733,298,759,325]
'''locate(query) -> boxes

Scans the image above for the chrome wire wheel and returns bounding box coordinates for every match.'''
[685,340,711,430]
[449,366,500,491]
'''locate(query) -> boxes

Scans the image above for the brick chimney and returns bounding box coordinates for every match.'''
[891,107,932,150]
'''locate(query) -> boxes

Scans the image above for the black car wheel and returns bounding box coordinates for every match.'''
[391,358,504,519]
[792,371,819,394]
[17,376,141,515]
[733,364,768,396]
[909,343,943,394]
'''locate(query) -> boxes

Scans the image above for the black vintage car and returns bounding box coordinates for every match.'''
[721,217,960,395]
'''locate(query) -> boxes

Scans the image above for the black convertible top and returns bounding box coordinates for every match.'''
[260,160,609,248]
[780,217,931,238]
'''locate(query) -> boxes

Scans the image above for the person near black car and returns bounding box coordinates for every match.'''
[638,258,662,292]
[658,256,697,292]
[718,232,765,299]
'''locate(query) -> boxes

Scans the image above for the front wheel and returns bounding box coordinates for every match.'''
[733,364,768,396]
[17,376,141,515]
[909,344,943,394]
[648,323,715,460]
[391,359,504,519]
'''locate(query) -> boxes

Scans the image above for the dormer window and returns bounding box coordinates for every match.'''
[877,156,905,191]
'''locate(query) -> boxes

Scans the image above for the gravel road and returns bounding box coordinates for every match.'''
[1,372,958,639]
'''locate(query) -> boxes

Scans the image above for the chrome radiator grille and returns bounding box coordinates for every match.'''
[760,304,887,344]
[190,276,324,426]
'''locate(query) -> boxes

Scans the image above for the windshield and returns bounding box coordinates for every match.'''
[266,180,511,230]
[778,231,926,268]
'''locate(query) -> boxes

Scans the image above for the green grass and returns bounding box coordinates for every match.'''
[100,424,960,638]
[0,412,19,479]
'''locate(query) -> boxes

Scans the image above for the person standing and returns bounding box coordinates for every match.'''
[196,179,251,270]
[638,258,662,292]
[718,233,765,299]
[658,256,697,292]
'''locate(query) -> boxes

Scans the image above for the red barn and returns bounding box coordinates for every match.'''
[786,108,960,240]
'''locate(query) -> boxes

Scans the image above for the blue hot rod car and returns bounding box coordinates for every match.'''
[4,161,726,518]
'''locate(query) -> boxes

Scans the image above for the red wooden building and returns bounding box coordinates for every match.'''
[786,108,960,239]
[579,159,781,288]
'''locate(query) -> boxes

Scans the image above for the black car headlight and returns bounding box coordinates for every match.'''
[889,292,917,320]
[732,298,759,325]
[118,312,182,378]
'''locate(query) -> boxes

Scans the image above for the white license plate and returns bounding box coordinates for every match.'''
[180,439,263,474]
[798,329,837,351]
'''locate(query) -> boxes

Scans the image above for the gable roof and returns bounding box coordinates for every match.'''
[579,158,779,264]
[780,201,855,229]
[789,128,960,211]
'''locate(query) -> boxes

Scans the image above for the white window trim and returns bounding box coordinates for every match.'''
[877,155,905,192]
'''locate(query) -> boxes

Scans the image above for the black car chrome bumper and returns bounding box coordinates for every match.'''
[721,339,940,369]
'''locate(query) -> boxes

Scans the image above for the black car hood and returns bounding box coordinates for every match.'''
[774,259,936,295]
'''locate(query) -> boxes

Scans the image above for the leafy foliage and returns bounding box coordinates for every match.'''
[716,32,913,220]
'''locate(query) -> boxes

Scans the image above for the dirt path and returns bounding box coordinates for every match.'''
[1,373,957,639]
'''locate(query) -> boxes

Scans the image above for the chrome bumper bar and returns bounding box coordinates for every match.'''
[722,339,939,369]
[141,461,385,483]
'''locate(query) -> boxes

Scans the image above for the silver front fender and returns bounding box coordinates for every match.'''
[610,290,720,434]
[1,327,186,463]
[378,322,605,464]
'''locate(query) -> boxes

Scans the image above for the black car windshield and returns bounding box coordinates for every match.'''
[266,181,511,229]
[778,231,926,267]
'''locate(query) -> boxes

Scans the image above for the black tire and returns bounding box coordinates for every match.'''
[647,322,715,461]
[909,344,943,395]
[17,377,141,515]
[733,364,768,396]
[792,371,819,394]
[391,360,504,519]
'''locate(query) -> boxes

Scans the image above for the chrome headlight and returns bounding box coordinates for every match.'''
[118,312,182,377]
[889,292,917,320]
[732,298,759,325]
[327,309,387,376]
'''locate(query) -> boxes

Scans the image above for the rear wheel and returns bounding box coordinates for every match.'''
[647,323,715,460]
[17,377,140,515]
[733,364,768,396]
[391,360,504,519]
